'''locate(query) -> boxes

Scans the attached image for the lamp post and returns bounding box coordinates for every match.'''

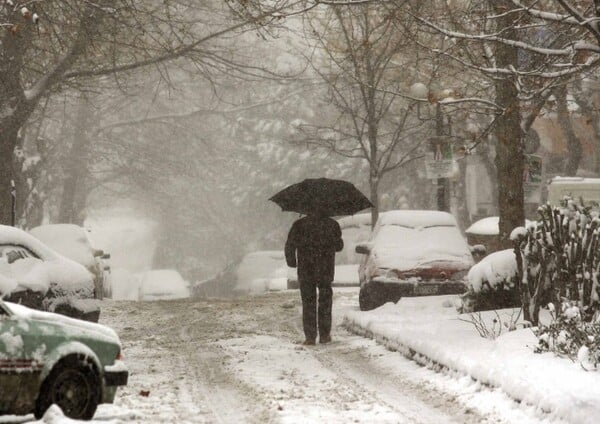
[410,82,450,212]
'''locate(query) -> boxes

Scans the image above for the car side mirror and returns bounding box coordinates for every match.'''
[355,243,372,255]
[101,253,111,260]
[93,249,104,258]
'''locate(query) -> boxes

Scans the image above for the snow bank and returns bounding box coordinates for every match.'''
[343,297,600,424]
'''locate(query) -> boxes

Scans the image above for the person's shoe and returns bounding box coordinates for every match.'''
[302,339,316,346]
[319,335,332,344]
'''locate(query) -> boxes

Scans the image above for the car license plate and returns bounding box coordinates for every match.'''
[414,285,438,295]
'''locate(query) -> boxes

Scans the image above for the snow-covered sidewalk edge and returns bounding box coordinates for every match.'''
[342,305,600,424]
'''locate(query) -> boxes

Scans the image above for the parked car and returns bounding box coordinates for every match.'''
[0,225,98,322]
[356,210,473,311]
[235,251,287,293]
[0,298,128,419]
[29,224,111,299]
[465,216,532,257]
[138,269,190,301]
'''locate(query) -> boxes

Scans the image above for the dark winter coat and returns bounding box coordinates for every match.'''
[285,215,344,283]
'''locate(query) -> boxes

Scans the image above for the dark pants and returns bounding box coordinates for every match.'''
[299,279,332,341]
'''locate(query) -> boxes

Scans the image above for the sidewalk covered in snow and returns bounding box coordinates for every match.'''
[342,295,600,424]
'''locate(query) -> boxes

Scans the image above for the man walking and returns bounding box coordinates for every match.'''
[285,212,344,345]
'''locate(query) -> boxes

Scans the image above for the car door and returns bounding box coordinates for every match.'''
[0,302,50,414]
[0,303,20,412]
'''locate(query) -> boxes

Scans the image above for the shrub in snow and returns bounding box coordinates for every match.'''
[460,249,520,313]
[513,199,600,326]
[535,302,600,370]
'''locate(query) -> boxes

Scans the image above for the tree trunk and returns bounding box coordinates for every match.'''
[453,158,470,230]
[493,2,525,247]
[58,96,92,224]
[555,86,582,176]
[369,171,379,229]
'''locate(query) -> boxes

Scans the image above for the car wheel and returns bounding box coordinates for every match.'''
[35,355,100,420]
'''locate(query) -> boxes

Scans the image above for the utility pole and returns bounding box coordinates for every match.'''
[435,104,448,212]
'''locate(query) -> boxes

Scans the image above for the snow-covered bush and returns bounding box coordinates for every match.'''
[512,199,600,326]
[535,302,600,370]
[460,249,520,313]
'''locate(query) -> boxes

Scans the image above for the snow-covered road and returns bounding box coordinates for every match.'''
[86,289,534,424]
[1,288,557,423]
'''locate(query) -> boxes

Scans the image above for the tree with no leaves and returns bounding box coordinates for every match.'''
[299,3,428,226]
[0,0,303,226]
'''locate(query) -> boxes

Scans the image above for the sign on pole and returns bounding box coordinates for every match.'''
[425,136,455,179]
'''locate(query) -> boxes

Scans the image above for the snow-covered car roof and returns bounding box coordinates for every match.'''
[337,213,372,229]
[376,210,458,228]
[0,225,93,296]
[0,224,61,260]
[466,217,533,236]
[29,224,97,269]
[369,211,473,271]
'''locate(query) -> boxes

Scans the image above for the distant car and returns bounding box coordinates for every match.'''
[29,224,111,299]
[0,298,128,419]
[465,216,533,256]
[138,269,190,301]
[356,210,473,311]
[235,251,287,293]
[0,225,98,321]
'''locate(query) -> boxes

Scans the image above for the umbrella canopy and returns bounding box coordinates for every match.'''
[269,178,373,217]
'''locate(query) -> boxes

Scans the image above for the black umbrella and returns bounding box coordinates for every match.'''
[269,178,373,216]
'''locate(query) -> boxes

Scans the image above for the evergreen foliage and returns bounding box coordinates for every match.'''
[512,198,600,326]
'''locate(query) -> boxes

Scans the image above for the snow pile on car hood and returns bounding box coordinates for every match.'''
[4,300,119,345]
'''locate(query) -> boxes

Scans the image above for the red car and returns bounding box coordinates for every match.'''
[356,210,473,310]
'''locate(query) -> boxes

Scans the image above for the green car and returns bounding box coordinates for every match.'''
[0,299,128,420]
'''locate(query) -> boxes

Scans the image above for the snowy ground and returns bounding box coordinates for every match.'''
[1,288,574,424]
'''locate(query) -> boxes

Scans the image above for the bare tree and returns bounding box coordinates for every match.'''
[0,0,306,225]
[300,3,428,226]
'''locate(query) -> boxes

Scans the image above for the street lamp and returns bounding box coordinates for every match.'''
[409,82,451,212]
